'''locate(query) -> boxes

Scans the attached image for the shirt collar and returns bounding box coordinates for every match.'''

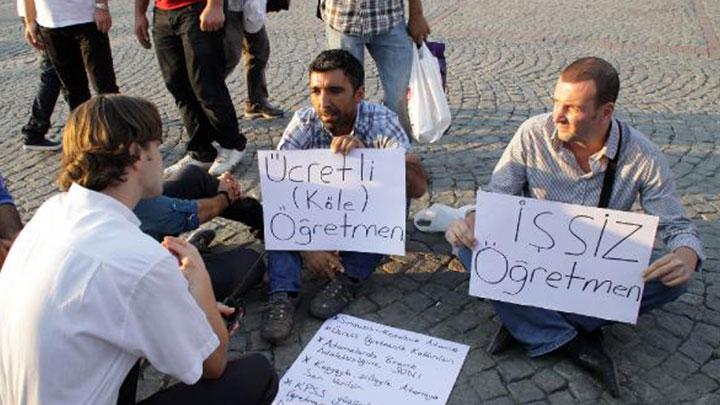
[67,183,142,227]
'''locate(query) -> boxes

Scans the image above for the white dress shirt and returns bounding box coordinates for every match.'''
[0,184,218,405]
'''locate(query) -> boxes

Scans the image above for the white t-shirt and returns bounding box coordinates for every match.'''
[17,0,25,18]
[0,184,218,405]
[33,0,96,28]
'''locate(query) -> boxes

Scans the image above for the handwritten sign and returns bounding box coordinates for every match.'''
[258,149,406,255]
[273,314,469,405]
[469,191,659,324]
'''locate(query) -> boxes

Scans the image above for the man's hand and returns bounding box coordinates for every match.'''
[407,0,430,45]
[0,239,13,270]
[445,212,477,249]
[217,302,240,335]
[162,236,208,284]
[134,13,151,49]
[24,20,44,50]
[217,172,243,203]
[95,8,112,33]
[199,3,225,32]
[301,251,344,279]
[330,135,364,155]
[642,247,698,287]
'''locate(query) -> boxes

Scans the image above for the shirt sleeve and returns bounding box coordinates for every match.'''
[638,149,705,269]
[278,111,310,151]
[135,196,199,241]
[487,123,529,196]
[0,177,15,207]
[120,256,219,385]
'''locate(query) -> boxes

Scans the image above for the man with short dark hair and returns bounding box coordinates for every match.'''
[261,49,428,344]
[0,95,277,404]
[446,57,704,397]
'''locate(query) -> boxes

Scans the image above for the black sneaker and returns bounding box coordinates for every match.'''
[23,136,61,151]
[309,274,361,320]
[244,101,283,120]
[186,228,216,252]
[564,331,620,397]
[487,323,519,355]
[261,292,298,344]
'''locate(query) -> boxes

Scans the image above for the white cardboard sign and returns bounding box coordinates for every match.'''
[469,191,659,324]
[258,149,406,255]
[273,314,470,405]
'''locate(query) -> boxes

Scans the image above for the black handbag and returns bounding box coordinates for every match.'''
[266,0,290,12]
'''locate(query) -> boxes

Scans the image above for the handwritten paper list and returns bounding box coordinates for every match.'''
[273,314,469,405]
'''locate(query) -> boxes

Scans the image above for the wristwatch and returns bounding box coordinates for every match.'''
[95,3,109,11]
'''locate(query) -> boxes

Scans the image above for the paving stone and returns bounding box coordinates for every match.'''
[532,368,567,393]
[473,369,508,400]
[497,356,537,382]
[701,359,720,382]
[507,379,546,403]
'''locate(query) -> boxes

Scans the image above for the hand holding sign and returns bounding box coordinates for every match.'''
[469,191,659,324]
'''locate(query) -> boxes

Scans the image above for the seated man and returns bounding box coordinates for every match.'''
[135,165,265,300]
[0,175,23,269]
[261,49,428,344]
[446,57,703,397]
[0,95,277,404]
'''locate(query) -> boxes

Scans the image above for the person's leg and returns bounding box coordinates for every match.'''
[22,50,62,140]
[153,7,217,162]
[138,353,278,405]
[457,246,577,357]
[163,165,220,199]
[77,22,119,94]
[267,251,303,294]
[222,11,244,79]
[180,4,245,152]
[202,248,265,301]
[325,25,365,65]
[339,251,384,281]
[242,26,270,105]
[365,22,413,136]
[40,25,91,110]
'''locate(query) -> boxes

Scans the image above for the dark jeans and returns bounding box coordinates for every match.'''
[224,12,271,106]
[162,165,265,300]
[21,48,62,140]
[153,4,245,162]
[119,353,278,405]
[39,22,118,110]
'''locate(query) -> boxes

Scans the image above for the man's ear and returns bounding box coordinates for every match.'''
[354,85,365,103]
[128,142,144,171]
[601,102,615,121]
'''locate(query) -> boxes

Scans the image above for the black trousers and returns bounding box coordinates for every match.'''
[39,22,118,110]
[224,12,271,106]
[153,3,246,162]
[120,353,278,405]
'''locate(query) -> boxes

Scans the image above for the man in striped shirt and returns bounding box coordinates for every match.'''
[261,50,428,344]
[446,57,703,397]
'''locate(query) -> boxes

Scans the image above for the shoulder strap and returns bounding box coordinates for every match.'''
[598,120,623,208]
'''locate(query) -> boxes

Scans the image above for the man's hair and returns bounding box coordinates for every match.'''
[309,49,364,90]
[560,57,620,106]
[58,95,162,192]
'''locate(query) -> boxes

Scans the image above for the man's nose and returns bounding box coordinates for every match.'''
[552,105,566,123]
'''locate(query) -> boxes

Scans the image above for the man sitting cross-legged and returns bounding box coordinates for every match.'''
[261,49,428,344]
[0,95,277,405]
[445,57,704,397]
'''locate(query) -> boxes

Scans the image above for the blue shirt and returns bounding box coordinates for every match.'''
[134,196,199,241]
[278,100,411,151]
[0,177,14,207]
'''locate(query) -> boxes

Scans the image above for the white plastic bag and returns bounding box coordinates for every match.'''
[407,42,451,143]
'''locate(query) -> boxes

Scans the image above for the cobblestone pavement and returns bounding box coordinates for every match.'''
[1,0,719,403]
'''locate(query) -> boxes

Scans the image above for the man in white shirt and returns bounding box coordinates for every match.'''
[0,95,277,405]
[22,0,119,110]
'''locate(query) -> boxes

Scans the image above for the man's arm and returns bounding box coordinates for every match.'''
[23,0,43,49]
[405,153,428,198]
[196,194,230,224]
[407,0,430,44]
[134,0,152,48]
[95,0,112,33]
[163,237,228,378]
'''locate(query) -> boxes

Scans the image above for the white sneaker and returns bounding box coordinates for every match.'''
[208,147,245,175]
[163,154,212,177]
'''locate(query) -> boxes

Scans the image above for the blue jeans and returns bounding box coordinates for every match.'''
[326,22,413,137]
[458,247,687,357]
[267,250,384,294]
